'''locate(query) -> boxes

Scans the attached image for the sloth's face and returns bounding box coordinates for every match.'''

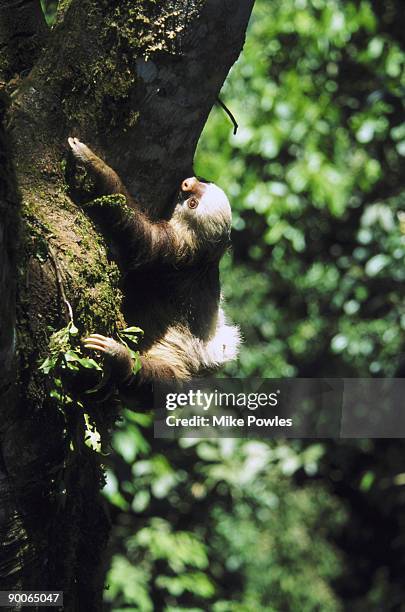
[173,177,232,239]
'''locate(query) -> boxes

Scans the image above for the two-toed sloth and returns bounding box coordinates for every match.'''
[68,137,240,393]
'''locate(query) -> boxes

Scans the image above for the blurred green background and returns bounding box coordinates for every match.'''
[43,1,405,609]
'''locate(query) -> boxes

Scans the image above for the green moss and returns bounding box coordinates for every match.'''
[86,193,127,209]
[56,0,73,22]
[16,178,126,492]
[20,183,125,334]
[60,0,203,130]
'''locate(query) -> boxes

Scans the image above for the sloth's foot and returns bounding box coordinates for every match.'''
[68,136,94,164]
[83,333,134,384]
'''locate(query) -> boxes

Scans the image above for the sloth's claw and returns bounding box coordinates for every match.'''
[84,343,108,352]
[83,333,134,384]
[83,334,118,356]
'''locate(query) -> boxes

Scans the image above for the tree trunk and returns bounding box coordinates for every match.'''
[0,1,254,609]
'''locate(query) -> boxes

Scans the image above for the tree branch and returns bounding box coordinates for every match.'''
[0,0,48,83]
[10,0,255,215]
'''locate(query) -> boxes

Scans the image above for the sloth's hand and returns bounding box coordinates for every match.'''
[68,137,94,165]
[83,333,134,385]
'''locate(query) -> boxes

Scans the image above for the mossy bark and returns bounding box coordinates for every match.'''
[0,0,254,609]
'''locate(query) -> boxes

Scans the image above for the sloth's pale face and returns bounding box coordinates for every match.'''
[197,182,232,222]
[174,177,232,234]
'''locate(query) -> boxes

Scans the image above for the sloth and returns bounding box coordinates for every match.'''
[68,137,240,394]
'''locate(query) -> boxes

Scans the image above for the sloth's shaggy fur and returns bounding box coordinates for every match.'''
[68,137,240,390]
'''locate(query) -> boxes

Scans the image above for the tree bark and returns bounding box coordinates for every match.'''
[0,1,254,609]
[0,0,48,83]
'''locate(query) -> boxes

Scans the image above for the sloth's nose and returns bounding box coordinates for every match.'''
[181,177,198,192]
[181,176,206,197]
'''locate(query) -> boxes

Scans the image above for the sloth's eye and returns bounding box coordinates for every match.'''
[188,197,199,209]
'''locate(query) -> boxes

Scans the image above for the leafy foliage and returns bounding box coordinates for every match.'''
[104,436,344,611]
[39,319,103,452]
[39,321,142,452]
[195,1,405,608]
[196,0,405,379]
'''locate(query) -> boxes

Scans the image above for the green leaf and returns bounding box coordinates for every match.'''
[359,471,375,492]
[84,413,101,453]
[39,356,57,374]
[122,325,144,335]
[64,350,80,362]
[365,254,390,277]
[69,322,79,336]
[76,357,102,370]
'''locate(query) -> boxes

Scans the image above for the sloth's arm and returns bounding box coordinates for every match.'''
[68,137,186,267]
[80,195,180,268]
[68,137,133,202]
[83,334,134,385]
[83,334,183,394]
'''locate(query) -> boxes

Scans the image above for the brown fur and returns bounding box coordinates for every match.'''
[68,138,240,392]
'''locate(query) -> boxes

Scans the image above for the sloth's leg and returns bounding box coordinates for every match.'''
[136,355,186,384]
[135,328,201,384]
[68,137,133,202]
